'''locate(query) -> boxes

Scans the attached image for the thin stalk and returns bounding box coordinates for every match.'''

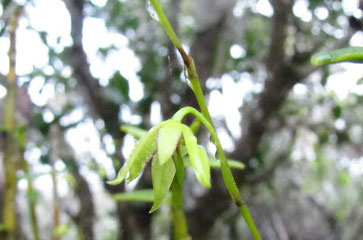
[170,150,190,240]
[50,125,61,240]
[23,161,41,240]
[17,124,41,240]
[1,6,22,240]
[149,1,261,239]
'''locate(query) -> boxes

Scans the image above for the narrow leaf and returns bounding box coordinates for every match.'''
[108,126,157,185]
[311,47,363,66]
[184,157,245,170]
[121,125,147,139]
[150,155,176,213]
[197,145,211,187]
[183,127,211,188]
[128,130,157,182]
[157,124,182,165]
[107,166,129,185]
[112,189,171,203]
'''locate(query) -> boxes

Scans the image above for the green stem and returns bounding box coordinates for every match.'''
[149,0,182,49]
[150,1,261,239]
[1,7,22,240]
[23,155,41,240]
[171,151,190,240]
[240,204,261,239]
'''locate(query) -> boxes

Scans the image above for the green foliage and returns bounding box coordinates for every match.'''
[182,127,210,188]
[150,155,176,212]
[311,47,363,66]
[112,189,171,203]
[157,124,182,165]
[187,157,245,170]
[108,123,159,185]
[113,114,215,188]
[110,106,249,212]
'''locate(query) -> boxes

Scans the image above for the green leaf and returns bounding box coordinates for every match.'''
[150,155,176,213]
[108,126,158,185]
[121,125,147,139]
[126,127,156,182]
[183,127,211,188]
[311,47,363,66]
[210,158,245,170]
[109,120,179,185]
[183,157,245,170]
[112,189,171,203]
[157,124,182,165]
[197,145,211,187]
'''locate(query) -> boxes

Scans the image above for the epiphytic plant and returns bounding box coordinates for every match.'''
[109,1,262,239]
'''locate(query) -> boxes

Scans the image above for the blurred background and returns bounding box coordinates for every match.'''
[0,0,362,239]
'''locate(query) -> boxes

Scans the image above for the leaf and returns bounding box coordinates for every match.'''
[127,128,157,182]
[157,124,182,165]
[311,47,363,66]
[108,120,180,185]
[112,189,171,203]
[150,155,176,213]
[121,125,147,139]
[183,127,211,188]
[197,145,211,188]
[108,126,158,185]
[183,157,245,170]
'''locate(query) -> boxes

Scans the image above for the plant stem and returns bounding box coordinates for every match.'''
[240,204,261,240]
[149,1,261,239]
[23,160,41,240]
[171,152,190,240]
[50,125,61,240]
[1,6,22,240]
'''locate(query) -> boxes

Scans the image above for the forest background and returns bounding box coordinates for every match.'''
[0,0,363,239]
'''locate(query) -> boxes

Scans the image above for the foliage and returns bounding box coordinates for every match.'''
[0,0,362,239]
